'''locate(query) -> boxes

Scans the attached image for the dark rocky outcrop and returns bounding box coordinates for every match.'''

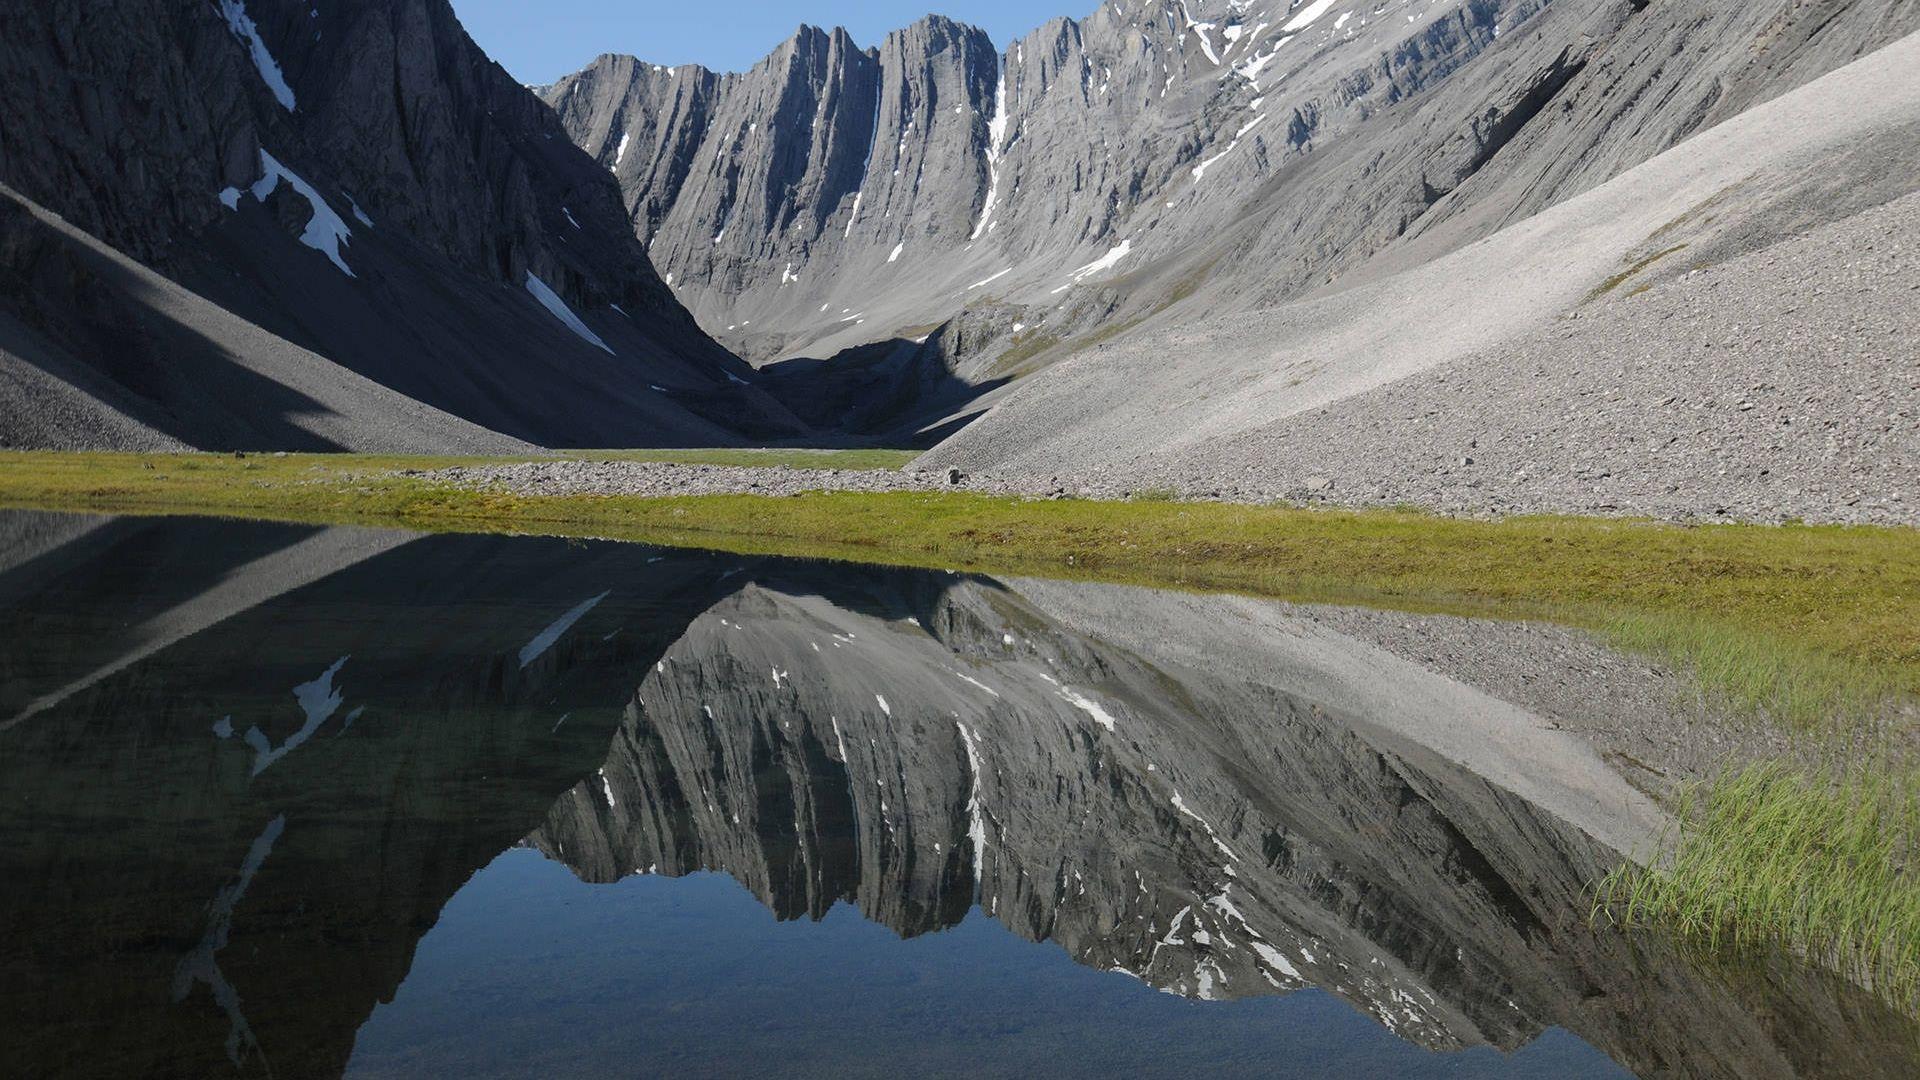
[0,0,808,450]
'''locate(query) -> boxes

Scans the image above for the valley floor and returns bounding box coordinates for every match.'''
[3,448,1916,1007]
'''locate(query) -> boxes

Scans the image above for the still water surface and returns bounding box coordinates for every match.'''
[0,513,1904,1078]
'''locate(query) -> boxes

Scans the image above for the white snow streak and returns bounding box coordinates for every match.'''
[1283,0,1339,31]
[217,0,295,111]
[244,656,349,777]
[967,267,1012,290]
[1171,790,1241,862]
[1178,1,1221,64]
[171,813,286,1067]
[846,77,883,238]
[1070,238,1133,282]
[524,272,615,354]
[969,65,1011,241]
[1058,687,1117,731]
[1249,940,1303,980]
[957,721,989,886]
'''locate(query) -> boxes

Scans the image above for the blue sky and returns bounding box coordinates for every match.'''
[453,1,1073,85]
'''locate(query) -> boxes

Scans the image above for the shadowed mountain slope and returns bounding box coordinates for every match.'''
[0,0,809,450]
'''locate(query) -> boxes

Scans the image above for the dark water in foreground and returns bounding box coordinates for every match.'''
[0,512,1906,1078]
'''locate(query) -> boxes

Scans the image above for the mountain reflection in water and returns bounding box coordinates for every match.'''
[0,512,1908,1079]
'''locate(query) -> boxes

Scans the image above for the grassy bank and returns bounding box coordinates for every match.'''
[1600,762,1920,1012]
[3,450,1916,724]
[2,450,1913,730]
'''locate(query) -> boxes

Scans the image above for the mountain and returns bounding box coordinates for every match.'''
[0,0,807,451]
[549,0,1920,471]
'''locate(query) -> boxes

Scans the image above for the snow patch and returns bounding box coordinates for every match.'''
[217,0,296,111]
[1282,0,1338,32]
[1058,687,1118,731]
[969,64,1012,241]
[1071,238,1133,283]
[524,272,615,354]
[957,721,990,885]
[245,151,356,276]
[244,656,349,777]
[967,267,1013,290]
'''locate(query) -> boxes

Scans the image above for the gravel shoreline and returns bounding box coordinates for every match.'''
[404,460,1116,501]
[402,457,1918,526]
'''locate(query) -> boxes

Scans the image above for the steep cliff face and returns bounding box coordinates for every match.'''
[548,17,1002,363]
[0,0,807,451]
[558,0,1514,366]
[549,0,1919,443]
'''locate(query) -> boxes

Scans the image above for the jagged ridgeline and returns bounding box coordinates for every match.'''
[547,0,1920,444]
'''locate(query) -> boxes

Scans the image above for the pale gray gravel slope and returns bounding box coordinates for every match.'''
[1098,188,1920,524]
[922,29,1920,526]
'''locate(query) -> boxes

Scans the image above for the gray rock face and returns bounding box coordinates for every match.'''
[0,0,808,450]
[548,3,1522,363]
[548,0,1919,477]
[548,0,1915,373]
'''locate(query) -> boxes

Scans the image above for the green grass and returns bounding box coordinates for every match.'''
[1607,611,1901,728]
[1599,762,1920,1011]
[1,450,1916,729]
[551,447,920,470]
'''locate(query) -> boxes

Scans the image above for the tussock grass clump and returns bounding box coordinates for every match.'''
[1599,763,1920,1010]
